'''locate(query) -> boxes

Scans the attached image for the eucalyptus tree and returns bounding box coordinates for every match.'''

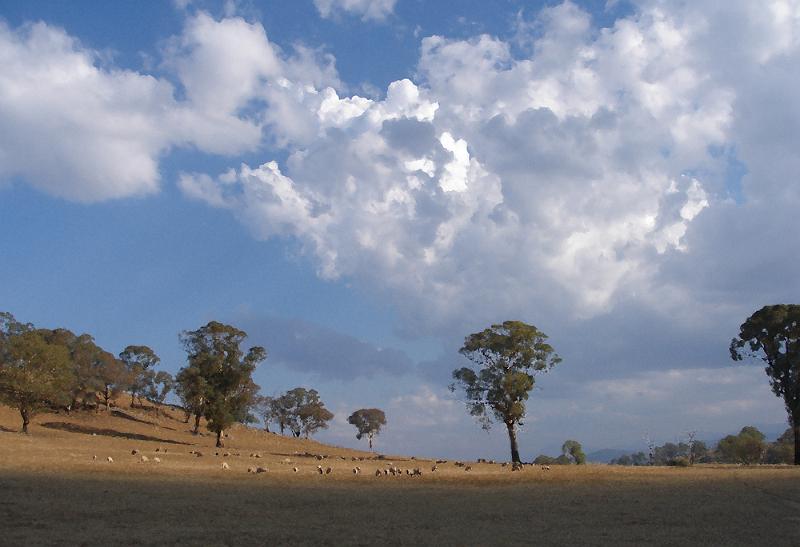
[0,316,73,433]
[347,408,387,450]
[562,440,586,465]
[730,305,800,464]
[451,320,561,464]
[179,321,266,447]
[119,345,160,406]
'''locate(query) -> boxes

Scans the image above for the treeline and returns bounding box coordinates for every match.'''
[0,313,387,450]
[609,426,795,466]
[0,312,175,432]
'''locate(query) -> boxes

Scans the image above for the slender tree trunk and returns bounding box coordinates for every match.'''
[794,418,800,466]
[193,413,201,435]
[20,406,30,434]
[216,429,223,448]
[263,422,270,433]
[131,392,135,407]
[506,421,521,464]
[369,435,373,450]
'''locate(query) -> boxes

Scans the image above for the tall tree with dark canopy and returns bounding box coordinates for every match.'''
[179,321,266,447]
[95,351,128,412]
[119,345,160,406]
[730,305,800,465]
[347,408,387,450]
[280,387,334,438]
[451,320,561,464]
[0,316,74,433]
[175,365,209,432]
[145,371,174,417]
[562,440,586,465]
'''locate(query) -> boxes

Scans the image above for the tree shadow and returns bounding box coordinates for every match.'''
[0,425,17,433]
[40,422,192,445]
[110,410,155,426]
[110,410,178,431]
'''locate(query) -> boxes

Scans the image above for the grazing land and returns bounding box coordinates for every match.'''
[1,403,799,546]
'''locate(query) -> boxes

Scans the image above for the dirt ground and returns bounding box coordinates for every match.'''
[1,403,799,546]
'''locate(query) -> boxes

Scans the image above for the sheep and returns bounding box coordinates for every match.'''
[256,467,268,473]
[325,467,333,475]
[92,455,97,461]
[389,468,396,476]
[431,465,438,472]
[317,465,324,475]
[131,449,140,456]
[140,455,150,463]
[154,447,160,452]
[221,462,229,470]
[352,467,360,475]
[247,466,257,473]
[511,463,523,471]
[153,457,161,463]
[383,469,389,476]
[541,465,551,471]
[412,468,422,476]
[375,469,383,477]
[254,454,262,459]
[107,457,114,463]
[464,465,472,472]
[293,467,299,473]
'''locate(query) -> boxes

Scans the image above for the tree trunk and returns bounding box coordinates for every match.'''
[216,429,223,448]
[506,422,521,464]
[369,435,373,450]
[263,422,270,433]
[193,413,201,435]
[794,420,800,466]
[20,407,30,434]
[131,393,135,407]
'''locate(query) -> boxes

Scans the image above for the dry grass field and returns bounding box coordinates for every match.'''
[1,402,799,546]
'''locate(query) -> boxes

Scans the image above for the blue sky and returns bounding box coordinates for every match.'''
[1,0,798,460]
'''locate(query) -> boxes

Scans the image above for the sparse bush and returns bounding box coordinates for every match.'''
[668,456,690,467]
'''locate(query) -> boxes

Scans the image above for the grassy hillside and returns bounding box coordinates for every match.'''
[1,401,800,546]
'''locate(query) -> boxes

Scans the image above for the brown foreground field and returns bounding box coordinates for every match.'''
[1,402,799,546]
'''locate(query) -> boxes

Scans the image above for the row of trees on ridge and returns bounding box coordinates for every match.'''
[0,313,387,450]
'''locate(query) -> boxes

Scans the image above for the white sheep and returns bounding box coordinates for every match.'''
[317,465,324,475]
[293,467,299,473]
[221,462,229,470]
[140,455,149,463]
[107,456,114,463]
[153,457,161,463]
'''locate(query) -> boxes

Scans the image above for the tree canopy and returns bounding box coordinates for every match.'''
[0,317,74,433]
[451,320,561,463]
[178,321,265,447]
[730,305,800,465]
[347,408,387,450]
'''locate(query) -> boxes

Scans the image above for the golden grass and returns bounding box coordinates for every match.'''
[1,402,799,545]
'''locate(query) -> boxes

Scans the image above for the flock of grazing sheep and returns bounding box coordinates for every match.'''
[89,446,554,477]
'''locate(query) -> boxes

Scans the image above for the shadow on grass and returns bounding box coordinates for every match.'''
[40,422,192,445]
[110,410,155,426]
[0,425,17,433]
